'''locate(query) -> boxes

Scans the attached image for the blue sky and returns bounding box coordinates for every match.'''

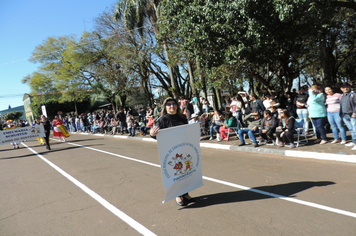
[0,0,117,111]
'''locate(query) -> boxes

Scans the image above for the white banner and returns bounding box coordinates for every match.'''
[41,105,47,118]
[157,123,203,203]
[0,125,45,145]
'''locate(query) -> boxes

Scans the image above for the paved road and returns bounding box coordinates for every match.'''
[1,134,356,236]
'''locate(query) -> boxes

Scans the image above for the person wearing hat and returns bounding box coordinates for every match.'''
[189,114,200,124]
[340,82,356,149]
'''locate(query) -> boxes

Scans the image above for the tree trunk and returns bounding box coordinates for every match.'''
[163,43,178,99]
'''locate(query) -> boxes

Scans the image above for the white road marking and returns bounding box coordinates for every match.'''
[54,139,356,219]
[21,142,157,236]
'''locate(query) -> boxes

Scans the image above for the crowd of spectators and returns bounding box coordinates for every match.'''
[201,82,356,150]
[4,82,354,152]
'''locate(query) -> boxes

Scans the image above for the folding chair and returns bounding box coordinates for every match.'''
[225,120,243,141]
[294,118,308,147]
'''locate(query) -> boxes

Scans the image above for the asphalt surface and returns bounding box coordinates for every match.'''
[1,133,356,236]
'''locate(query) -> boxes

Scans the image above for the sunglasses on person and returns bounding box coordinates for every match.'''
[166,102,177,107]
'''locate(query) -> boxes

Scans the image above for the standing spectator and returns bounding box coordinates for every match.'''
[259,110,278,144]
[275,109,297,148]
[340,82,356,149]
[325,87,346,144]
[263,94,273,111]
[248,93,265,116]
[294,87,309,134]
[229,96,242,121]
[201,97,209,114]
[307,85,327,144]
[116,108,127,134]
[153,104,159,118]
[192,94,200,114]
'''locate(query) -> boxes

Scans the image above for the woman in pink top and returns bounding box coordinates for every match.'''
[325,87,346,144]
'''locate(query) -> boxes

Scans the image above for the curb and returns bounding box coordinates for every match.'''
[71,132,356,164]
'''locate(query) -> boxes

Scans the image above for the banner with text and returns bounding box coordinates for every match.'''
[157,123,203,203]
[0,126,45,145]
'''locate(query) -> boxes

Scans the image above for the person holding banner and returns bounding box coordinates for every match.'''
[52,116,66,142]
[41,115,51,150]
[5,120,20,149]
[150,97,196,206]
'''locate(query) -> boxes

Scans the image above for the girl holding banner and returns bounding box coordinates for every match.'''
[150,97,196,206]
[40,115,51,150]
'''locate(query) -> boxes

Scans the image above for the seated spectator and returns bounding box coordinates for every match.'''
[110,119,120,135]
[259,110,278,144]
[209,110,224,141]
[189,114,200,124]
[275,109,297,148]
[91,120,100,133]
[238,113,262,147]
[219,113,238,141]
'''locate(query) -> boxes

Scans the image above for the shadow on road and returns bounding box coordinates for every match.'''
[183,181,335,209]
[0,144,103,160]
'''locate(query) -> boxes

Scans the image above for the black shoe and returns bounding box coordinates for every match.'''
[182,194,195,203]
[238,143,246,147]
[254,143,259,148]
[175,197,187,206]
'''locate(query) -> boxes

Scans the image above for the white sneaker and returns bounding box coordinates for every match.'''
[351,145,356,150]
[345,142,355,147]
[209,137,213,141]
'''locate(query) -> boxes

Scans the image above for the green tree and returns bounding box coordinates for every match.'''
[2,111,24,121]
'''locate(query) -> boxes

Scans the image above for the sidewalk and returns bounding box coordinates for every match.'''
[74,131,356,164]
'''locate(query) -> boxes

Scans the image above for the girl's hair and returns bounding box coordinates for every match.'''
[161,97,186,118]
[54,116,58,119]
[236,94,245,109]
[250,93,259,100]
[281,109,290,125]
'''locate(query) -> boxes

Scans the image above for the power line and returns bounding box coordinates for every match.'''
[0,94,25,98]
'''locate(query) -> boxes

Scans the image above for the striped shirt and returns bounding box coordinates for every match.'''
[326,93,342,113]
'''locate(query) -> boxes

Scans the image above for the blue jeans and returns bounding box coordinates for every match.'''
[120,121,127,133]
[70,123,76,132]
[296,109,309,132]
[342,114,356,143]
[210,123,220,138]
[238,128,258,144]
[311,117,327,140]
[327,112,346,141]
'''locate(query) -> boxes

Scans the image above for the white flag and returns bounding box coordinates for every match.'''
[156,123,203,203]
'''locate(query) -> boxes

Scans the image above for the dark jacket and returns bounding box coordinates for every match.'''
[155,113,188,130]
[277,117,295,131]
[340,91,356,116]
[260,116,278,132]
[294,93,309,109]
